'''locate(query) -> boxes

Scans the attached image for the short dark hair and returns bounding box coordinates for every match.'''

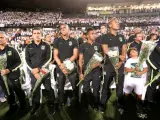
[100,24,107,28]
[86,28,94,35]
[32,27,42,34]
[150,33,157,38]
[129,47,138,55]
[134,33,141,39]
[59,24,69,29]
[108,17,118,28]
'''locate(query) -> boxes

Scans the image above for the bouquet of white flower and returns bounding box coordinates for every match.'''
[63,59,76,76]
[138,41,157,70]
[108,46,119,84]
[77,52,103,86]
[0,54,10,95]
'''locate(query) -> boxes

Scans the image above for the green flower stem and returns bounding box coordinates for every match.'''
[3,75,10,95]
[115,70,119,84]
[146,72,160,87]
[30,71,49,98]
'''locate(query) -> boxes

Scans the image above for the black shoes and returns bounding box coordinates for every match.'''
[99,104,106,114]
[48,104,55,115]
[30,104,41,116]
[5,104,19,116]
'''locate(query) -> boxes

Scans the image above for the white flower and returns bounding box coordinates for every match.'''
[108,51,119,57]
[93,54,103,62]
[63,59,75,71]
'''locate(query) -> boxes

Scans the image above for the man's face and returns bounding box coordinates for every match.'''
[53,32,57,37]
[152,35,157,40]
[109,19,120,30]
[79,32,83,37]
[32,30,42,42]
[45,35,51,43]
[0,34,7,45]
[87,30,96,41]
[60,25,70,36]
[70,32,76,39]
[135,34,143,41]
[100,26,107,34]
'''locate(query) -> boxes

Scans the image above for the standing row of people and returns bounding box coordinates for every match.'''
[0,17,160,119]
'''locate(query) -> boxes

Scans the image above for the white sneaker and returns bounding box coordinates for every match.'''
[0,97,7,103]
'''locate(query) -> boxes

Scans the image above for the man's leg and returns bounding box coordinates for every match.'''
[43,74,55,114]
[30,73,41,116]
[56,69,65,107]
[100,64,114,112]
[0,76,18,116]
[68,72,79,106]
[92,68,101,111]
[82,73,92,112]
[146,70,160,110]
[116,64,125,109]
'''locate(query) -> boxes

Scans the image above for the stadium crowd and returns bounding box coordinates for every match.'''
[0,10,160,27]
[0,4,160,120]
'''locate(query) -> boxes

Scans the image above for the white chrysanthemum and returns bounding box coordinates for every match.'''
[93,54,103,62]
[63,59,74,71]
[108,51,119,57]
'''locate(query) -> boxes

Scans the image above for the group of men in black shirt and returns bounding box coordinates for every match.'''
[0,17,160,119]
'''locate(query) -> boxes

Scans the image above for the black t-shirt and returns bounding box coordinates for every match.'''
[77,37,83,45]
[149,41,160,69]
[79,42,102,69]
[54,37,78,62]
[100,33,126,65]
[129,41,142,53]
[127,35,135,43]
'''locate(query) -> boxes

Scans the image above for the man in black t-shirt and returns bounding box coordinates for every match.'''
[127,27,142,44]
[127,33,143,56]
[54,24,79,108]
[100,17,127,113]
[79,28,102,112]
[95,24,107,44]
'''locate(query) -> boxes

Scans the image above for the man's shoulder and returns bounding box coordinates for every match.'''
[94,42,101,46]
[6,45,15,51]
[42,41,50,47]
[79,42,86,47]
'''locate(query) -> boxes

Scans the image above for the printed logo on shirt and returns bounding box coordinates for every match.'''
[8,51,12,56]
[69,41,72,46]
[41,45,45,50]
[94,46,98,51]
[57,73,59,77]
[119,37,123,42]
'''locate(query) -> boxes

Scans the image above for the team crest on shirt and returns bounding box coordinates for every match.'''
[69,41,72,46]
[119,37,123,42]
[94,46,98,51]
[8,51,12,56]
[41,45,45,50]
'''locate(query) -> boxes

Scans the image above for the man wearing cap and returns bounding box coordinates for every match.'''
[99,17,127,113]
